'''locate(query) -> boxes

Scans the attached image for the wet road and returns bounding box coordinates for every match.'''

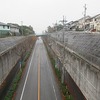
[15,37,62,100]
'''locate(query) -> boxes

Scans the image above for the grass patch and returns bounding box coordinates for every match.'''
[4,71,22,100]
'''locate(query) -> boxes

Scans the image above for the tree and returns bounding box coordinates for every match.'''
[19,25,35,35]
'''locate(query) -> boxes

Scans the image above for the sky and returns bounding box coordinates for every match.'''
[0,0,100,34]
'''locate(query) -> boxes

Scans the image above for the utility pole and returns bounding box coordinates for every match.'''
[21,21,23,35]
[55,20,58,32]
[55,21,58,69]
[60,16,67,43]
[59,16,67,83]
[84,4,87,31]
[54,21,58,40]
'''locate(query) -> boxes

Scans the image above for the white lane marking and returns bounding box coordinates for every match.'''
[45,51,58,100]
[42,42,58,100]
[20,44,36,100]
[51,76,57,100]
[38,49,40,100]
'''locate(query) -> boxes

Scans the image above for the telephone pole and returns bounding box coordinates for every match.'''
[59,16,67,43]
[84,4,87,31]
[21,21,23,35]
[55,20,58,32]
[59,16,67,83]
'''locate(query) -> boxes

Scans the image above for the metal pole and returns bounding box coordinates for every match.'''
[84,4,87,31]
[59,16,67,83]
[21,21,23,35]
[55,21,58,69]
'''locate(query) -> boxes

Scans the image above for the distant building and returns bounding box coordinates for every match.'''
[65,21,73,31]
[90,14,100,32]
[84,17,91,31]
[70,21,78,31]
[63,14,100,32]
[8,23,20,36]
[77,16,91,31]
[0,22,10,36]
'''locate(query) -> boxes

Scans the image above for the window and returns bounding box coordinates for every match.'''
[3,25,5,29]
[7,26,9,29]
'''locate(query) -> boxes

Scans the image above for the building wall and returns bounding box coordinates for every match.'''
[90,16,100,31]
[96,23,100,31]
[96,17,100,31]
[78,19,84,30]
[0,25,10,31]
[10,27,19,33]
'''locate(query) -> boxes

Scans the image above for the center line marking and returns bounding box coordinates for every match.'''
[38,50,40,100]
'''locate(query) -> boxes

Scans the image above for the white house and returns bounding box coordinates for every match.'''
[77,16,91,31]
[90,14,100,32]
[0,22,10,35]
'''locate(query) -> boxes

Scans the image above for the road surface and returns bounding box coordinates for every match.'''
[15,37,62,100]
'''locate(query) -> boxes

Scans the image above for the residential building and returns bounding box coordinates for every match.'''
[90,14,100,32]
[85,17,91,30]
[8,23,20,35]
[0,22,10,36]
[65,21,73,31]
[77,16,91,31]
[70,21,78,31]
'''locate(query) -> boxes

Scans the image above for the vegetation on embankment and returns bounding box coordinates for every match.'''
[4,37,37,100]
[44,40,73,100]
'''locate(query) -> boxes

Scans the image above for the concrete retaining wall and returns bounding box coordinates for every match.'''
[43,32,100,100]
[0,36,36,86]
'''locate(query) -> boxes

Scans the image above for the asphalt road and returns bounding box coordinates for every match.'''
[15,37,62,100]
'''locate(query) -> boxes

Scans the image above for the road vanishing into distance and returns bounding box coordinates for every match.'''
[15,37,62,100]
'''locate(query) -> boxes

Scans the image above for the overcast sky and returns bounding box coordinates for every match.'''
[0,0,100,34]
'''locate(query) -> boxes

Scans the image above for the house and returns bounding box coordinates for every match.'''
[77,16,91,31]
[0,22,10,36]
[84,17,91,30]
[70,21,78,31]
[7,23,20,36]
[90,14,100,32]
[65,21,73,31]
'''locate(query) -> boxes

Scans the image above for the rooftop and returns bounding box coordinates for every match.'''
[0,22,8,26]
[7,23,19,28]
